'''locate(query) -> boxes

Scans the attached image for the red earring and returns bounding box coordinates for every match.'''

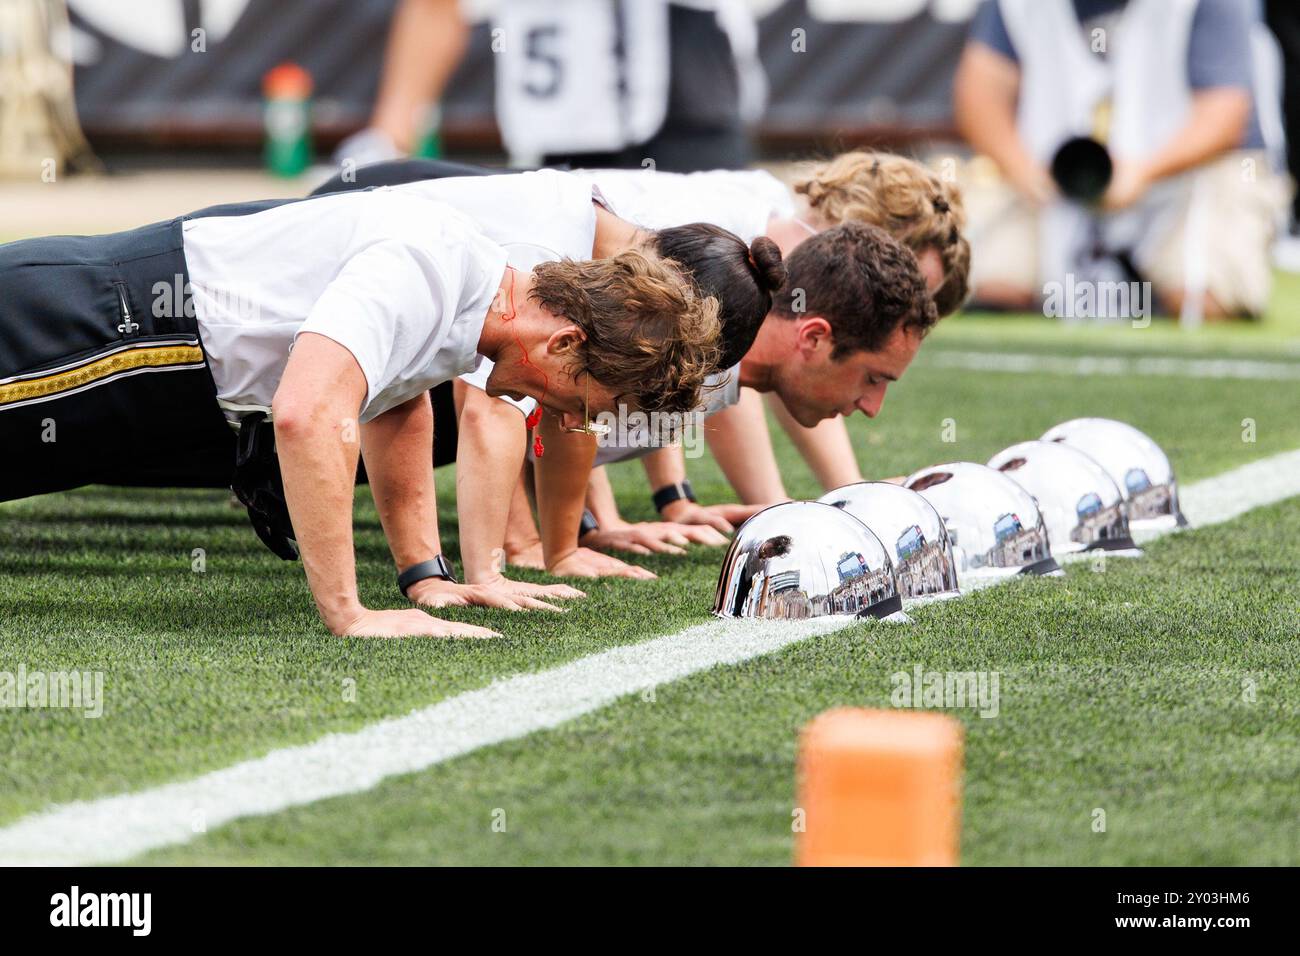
[526,406,544,457]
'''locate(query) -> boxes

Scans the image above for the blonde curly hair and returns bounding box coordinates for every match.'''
[531,250,721,416]
[793,151,970,316]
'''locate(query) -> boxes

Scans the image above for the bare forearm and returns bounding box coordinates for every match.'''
[1139,89,1250,183]
[370,0,470,151]
[274,407,364,631]
[360,393,440,571]
[641,444,687,496]
[503,467,542,553]
[704,389,787,504]
[456,389,529,583]
[954,45,1050,199]
[585,466,623,527]
[766,393,862,491]
[534,414,597,566]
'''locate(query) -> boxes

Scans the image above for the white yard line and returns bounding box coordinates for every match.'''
[924,350,1300,381]
[3,450,1300,866]
[1173,448,1300,531]
[0,617,851,866]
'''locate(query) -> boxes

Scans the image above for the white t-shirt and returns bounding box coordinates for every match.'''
[393,169,598,267]
[386,169,600,411]
[183,188,507,424]
[569,167,789,462]
[455,167,790,440]
[568,167,794,244]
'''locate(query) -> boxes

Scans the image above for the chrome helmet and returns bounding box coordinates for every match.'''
[1040,418,1187,531]
[988,440,1139,557]
[712,501,904,621]
[904,462,1060,580]
[817,482,960,602]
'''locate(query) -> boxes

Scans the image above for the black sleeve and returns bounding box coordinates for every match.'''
[308,158,504,197]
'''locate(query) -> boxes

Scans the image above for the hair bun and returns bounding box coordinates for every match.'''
[748,236,787,295]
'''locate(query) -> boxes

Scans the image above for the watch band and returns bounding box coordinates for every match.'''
[578,508,599,540]
[397,555,458,597]
[652,480,696,514]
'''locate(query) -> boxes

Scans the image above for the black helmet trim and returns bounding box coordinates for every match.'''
[857,593,904,620]
[1018,556,1061,576]
[1086,535,1140,553]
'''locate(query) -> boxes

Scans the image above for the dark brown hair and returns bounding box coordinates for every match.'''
[650,224,786,369]
[771,222,938,359]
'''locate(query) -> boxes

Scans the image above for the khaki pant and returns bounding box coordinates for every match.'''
[963,151,1290,317]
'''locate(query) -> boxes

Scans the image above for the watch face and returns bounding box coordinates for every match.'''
[400,556,456,595]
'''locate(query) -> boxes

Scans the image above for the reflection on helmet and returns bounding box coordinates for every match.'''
[904,462,1060,580]
[712,502,904,620]
[817,482,960,601]
[988,440,1139,556]
[1041,418,1186,530]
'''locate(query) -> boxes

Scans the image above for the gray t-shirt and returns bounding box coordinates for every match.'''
[968,0,1265,149]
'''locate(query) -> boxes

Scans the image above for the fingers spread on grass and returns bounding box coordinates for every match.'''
[342,609,500,639]
[510,580,585,600]
[680,525,729,546]
[510,595,567,613]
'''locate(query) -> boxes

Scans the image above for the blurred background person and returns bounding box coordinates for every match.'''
[954,0,1291,323]
[340,0,764,172]
[1266,0,1300,271]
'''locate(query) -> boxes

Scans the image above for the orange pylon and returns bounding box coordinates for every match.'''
[795,708,963,866]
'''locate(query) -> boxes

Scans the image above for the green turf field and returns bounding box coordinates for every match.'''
[2,279,1298,865]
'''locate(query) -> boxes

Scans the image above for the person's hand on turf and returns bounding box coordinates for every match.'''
[501,538,548,567]
[707,502,772,525]
[548,546,657,580]
[658,499,735,533]
[662,499,773,531]
[339,608,500,639]
[471,572,586,603]
[504,538,547,571]
[582,520,728,556]
[405,577,570,613]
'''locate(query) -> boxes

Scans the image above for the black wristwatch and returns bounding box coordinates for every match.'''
[397,554,458,597]
[578,508,599,541]
[652,480,696,514]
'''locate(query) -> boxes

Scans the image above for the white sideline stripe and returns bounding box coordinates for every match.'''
[1172,447,1300,532]
[2,449,1299,866]
[0,617,851,866]
[924,350,1300,381]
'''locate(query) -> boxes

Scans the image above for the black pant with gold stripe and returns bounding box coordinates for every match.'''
[0,218,235,501]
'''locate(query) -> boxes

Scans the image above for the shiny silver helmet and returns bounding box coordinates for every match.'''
[816,482,960,602]
[904,462,1060,580]
[1040,418,1187,531]
[712,501,905,621]
[988,440,1140,557]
